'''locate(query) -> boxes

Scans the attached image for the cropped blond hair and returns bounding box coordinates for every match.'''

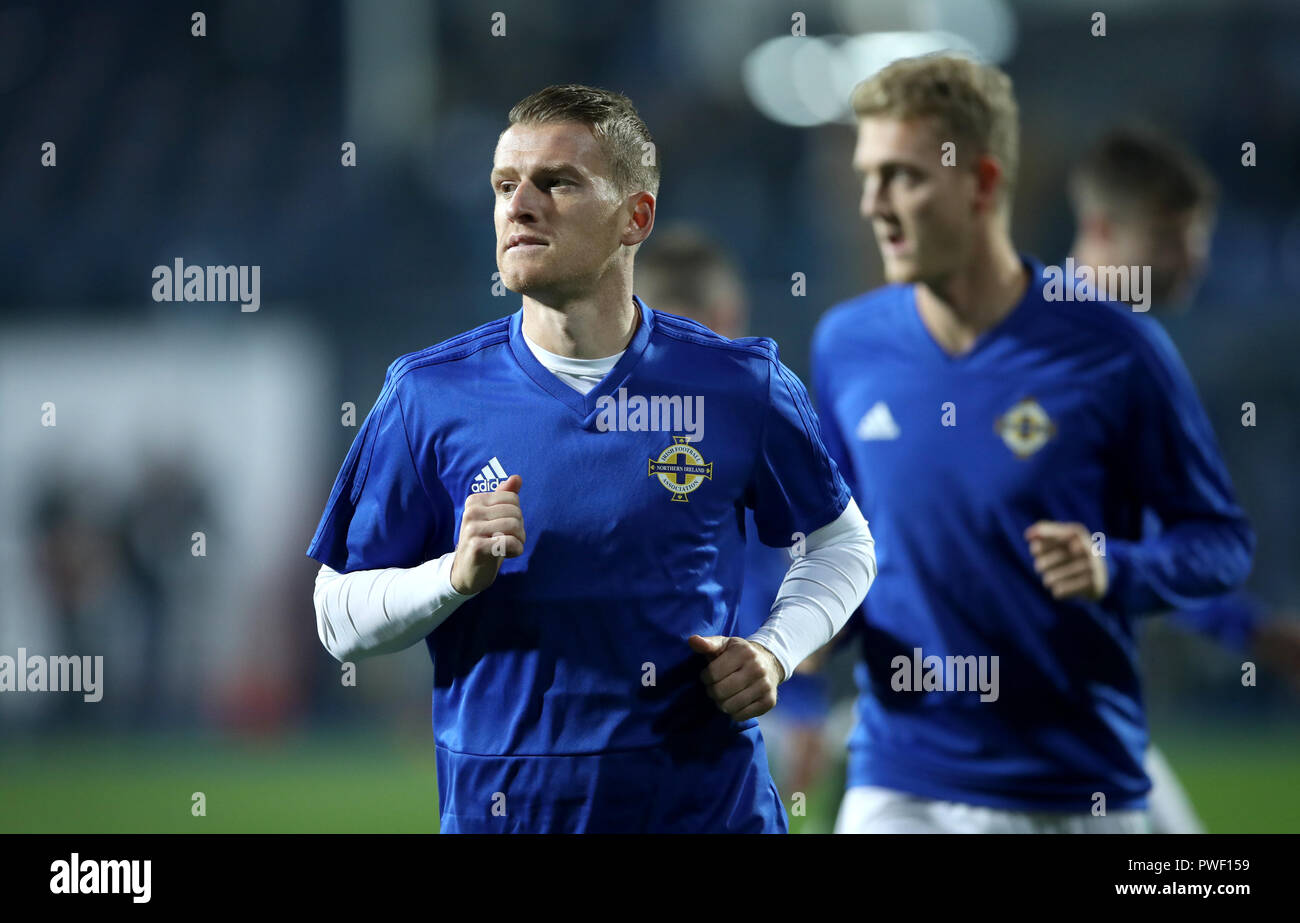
[851,54,1019,208]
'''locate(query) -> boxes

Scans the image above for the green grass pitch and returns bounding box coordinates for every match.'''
[2,727,1296,833]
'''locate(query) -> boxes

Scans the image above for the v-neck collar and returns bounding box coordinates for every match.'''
[908,254,1044,365]
[508,295,655,417]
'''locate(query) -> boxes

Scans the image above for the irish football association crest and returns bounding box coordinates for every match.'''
[994,397,1056,459]
[648,436,712,502]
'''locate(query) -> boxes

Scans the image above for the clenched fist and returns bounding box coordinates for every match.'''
[450,474,526,595]
[688,635,785,721]
[1024,520,1108,601]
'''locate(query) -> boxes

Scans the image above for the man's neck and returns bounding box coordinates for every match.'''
[914,233,1028,356]
[521,280,639,360]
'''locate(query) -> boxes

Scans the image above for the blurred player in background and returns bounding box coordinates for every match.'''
[1067,126,1300,832]
[306,84,876,833]
[635,227,746,338]
[1068,127,1214,313]
[817,54,1254,833]
[637,226,837,804]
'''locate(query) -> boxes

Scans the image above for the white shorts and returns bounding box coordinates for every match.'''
[834,785,1150,834]
[1143,744,1206,834]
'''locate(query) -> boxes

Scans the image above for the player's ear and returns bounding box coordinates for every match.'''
[1077,210,1112,244]
[972,154,1003,215]
[622,191,655,247]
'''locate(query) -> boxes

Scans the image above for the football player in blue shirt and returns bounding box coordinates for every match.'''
[306,85,876,833]
[1067,126,1300,832]
[816,55,1253,833]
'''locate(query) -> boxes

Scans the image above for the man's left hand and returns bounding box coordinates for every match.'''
[1025,520,1108,601]
[688,635,784,721]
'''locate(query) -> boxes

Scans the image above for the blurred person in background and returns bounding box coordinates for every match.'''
[25,457,216,729]
[1068,127,1215,313]
[28,474,140,727]
[27,474,124,727]
[635,227,747,339]
[817,54,1253,833]
[637,226,838,808]
[1067,126,1300,832]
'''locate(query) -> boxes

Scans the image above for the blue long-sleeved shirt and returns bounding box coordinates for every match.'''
[1168,591,1265,652]
[812,255,1254,811]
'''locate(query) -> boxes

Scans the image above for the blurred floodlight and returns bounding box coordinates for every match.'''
[746,31,986,127]
[833,0,1017,63]
[791,38,854,125]
[746,0,1017,128]
[744,36,827,128]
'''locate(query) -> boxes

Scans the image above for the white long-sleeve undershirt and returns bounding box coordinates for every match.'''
[314,551,467,663]
[745,499,875,680]
[313,498,875,678]
[312,336,876,677]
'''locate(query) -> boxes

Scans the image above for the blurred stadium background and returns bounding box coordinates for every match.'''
[1,0,1297,833]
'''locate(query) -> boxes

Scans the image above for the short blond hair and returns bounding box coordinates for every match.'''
[508,84,659,198]
[851,54,1019,208]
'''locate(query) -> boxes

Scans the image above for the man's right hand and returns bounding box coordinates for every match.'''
[450,474,525,595]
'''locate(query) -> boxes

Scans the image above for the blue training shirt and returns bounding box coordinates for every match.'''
[811,254,1253,812]
[307,296,851,832]
[1167,590,1265,653]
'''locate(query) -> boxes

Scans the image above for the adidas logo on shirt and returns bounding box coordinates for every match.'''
[470,456,509,493]
[856,401,900,440]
